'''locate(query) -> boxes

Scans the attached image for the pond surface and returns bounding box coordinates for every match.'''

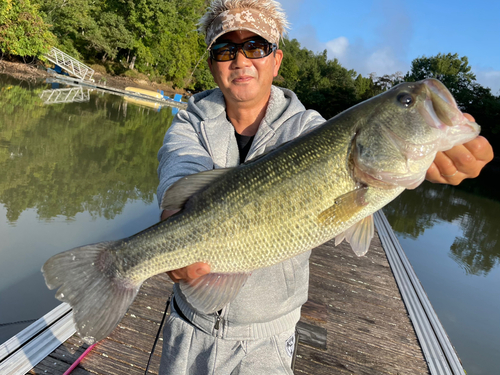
[384,178,500,375]
[1,73,499,375]
[0,73,174,342]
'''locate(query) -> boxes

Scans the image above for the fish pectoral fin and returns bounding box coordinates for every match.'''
[179,272,251,314]
[161,168,233,211]
[317,188,369,227]
[336,214,374,257]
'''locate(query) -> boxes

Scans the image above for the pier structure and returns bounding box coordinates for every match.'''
[45,48,95,82]
[39,86,91,105]
[0,211,465,374]
[43,75,187,111]
[41,46,187,110]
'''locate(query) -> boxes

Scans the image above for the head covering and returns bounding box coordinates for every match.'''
[205,8,281,49]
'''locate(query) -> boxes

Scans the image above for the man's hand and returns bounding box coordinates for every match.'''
[161,209,211,283]
[426,114,494,185]
[168,262,211,283]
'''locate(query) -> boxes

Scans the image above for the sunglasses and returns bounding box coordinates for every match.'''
[210,39,277,62]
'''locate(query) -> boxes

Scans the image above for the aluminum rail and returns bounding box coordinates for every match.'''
[0,303,75,375]
[40,87,91,105]
[374,210,465,375]
[45,47,95,82]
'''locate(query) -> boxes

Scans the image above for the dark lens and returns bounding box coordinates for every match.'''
[211,42,235,61]
[243,40,270,59]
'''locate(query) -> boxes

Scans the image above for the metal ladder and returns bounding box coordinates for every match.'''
[39,87,91,105]
[45,47,95,82]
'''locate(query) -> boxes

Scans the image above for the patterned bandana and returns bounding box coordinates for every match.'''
[205,8,280,49]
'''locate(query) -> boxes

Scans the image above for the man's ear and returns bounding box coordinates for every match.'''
[273,49,284,78]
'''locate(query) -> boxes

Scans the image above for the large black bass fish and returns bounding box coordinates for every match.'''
[43,79,480,344]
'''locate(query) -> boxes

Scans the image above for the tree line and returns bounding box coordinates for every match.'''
[1,0,499,146]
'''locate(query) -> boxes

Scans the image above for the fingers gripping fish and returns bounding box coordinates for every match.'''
[42,79,480,344]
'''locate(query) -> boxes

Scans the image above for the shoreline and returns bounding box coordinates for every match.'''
[0,60,186,97]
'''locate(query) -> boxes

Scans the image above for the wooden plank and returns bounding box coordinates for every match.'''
[29,230,430,375]
[296,230,429,375]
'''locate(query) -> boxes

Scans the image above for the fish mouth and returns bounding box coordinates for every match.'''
[419,78,480,151]
[352,79,481,190]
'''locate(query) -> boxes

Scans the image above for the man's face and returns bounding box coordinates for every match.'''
[208,30,283,108]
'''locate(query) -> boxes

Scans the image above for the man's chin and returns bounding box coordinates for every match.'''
[225,86,271,105]
[228,90,259,103]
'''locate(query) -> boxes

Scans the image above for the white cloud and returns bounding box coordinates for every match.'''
[474,69,500,95]
[323,38,409,78]
[325,37,349,58]
[283,0,415,78]
[282,0,500,94]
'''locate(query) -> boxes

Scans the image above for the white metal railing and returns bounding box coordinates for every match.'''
[0,303,75,375]
[39,87,90,105]
[45,47,95,82]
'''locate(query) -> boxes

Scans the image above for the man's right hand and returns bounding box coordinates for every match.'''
[168,262,211,283]
[161,209,211,283]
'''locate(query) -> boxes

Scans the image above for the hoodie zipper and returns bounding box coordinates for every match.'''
[214,309,224,335]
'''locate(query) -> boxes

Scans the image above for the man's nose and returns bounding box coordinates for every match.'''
[232,47,252,66]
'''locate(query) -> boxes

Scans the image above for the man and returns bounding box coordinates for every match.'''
[157,1,493,374]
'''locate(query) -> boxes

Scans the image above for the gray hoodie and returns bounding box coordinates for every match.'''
[157,85,325,340]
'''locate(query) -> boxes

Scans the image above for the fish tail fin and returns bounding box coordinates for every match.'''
[42,242,141,344]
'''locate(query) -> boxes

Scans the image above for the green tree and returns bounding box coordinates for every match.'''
[0,0,55,58]
[116,0,206,86]
[405,53,477,108]
[34,0,207,85]
[85,11,134,62]
[275,38,359,119]
[34,0,95,60]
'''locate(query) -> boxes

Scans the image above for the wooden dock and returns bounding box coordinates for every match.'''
[24,225,431,375]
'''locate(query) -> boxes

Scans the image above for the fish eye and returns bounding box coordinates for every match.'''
[397,93,414,108]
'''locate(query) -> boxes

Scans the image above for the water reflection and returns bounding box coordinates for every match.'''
[40,86,91,105]
[0,74,174,343]
[383,181,500,375]
[0,74,174,223]
[384,182,500,276]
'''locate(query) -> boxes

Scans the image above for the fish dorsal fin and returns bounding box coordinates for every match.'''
[317,187,369,227]
[335,214,374,257]
[179,272,251,314]
[160,168,232,211]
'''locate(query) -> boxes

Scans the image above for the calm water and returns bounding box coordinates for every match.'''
[0,74,174,342]
[1,74,499,374]
[384,179,500,375]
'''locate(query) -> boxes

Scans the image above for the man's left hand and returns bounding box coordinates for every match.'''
[426,114,494,185]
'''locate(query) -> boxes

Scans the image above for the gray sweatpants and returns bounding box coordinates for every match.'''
[159,306,296,375]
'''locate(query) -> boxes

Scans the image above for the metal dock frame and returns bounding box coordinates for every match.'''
[39,86,91,105]
[374,210,465,375]
[45,47,95,82]
[0,304,76,375]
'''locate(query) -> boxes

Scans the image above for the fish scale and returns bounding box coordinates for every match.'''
[42,78,480,344]
[122,123,384,278]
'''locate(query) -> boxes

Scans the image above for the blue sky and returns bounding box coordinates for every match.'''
[281,0,500,94]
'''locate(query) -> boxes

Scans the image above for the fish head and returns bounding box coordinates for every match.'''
[352,78,480,189]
